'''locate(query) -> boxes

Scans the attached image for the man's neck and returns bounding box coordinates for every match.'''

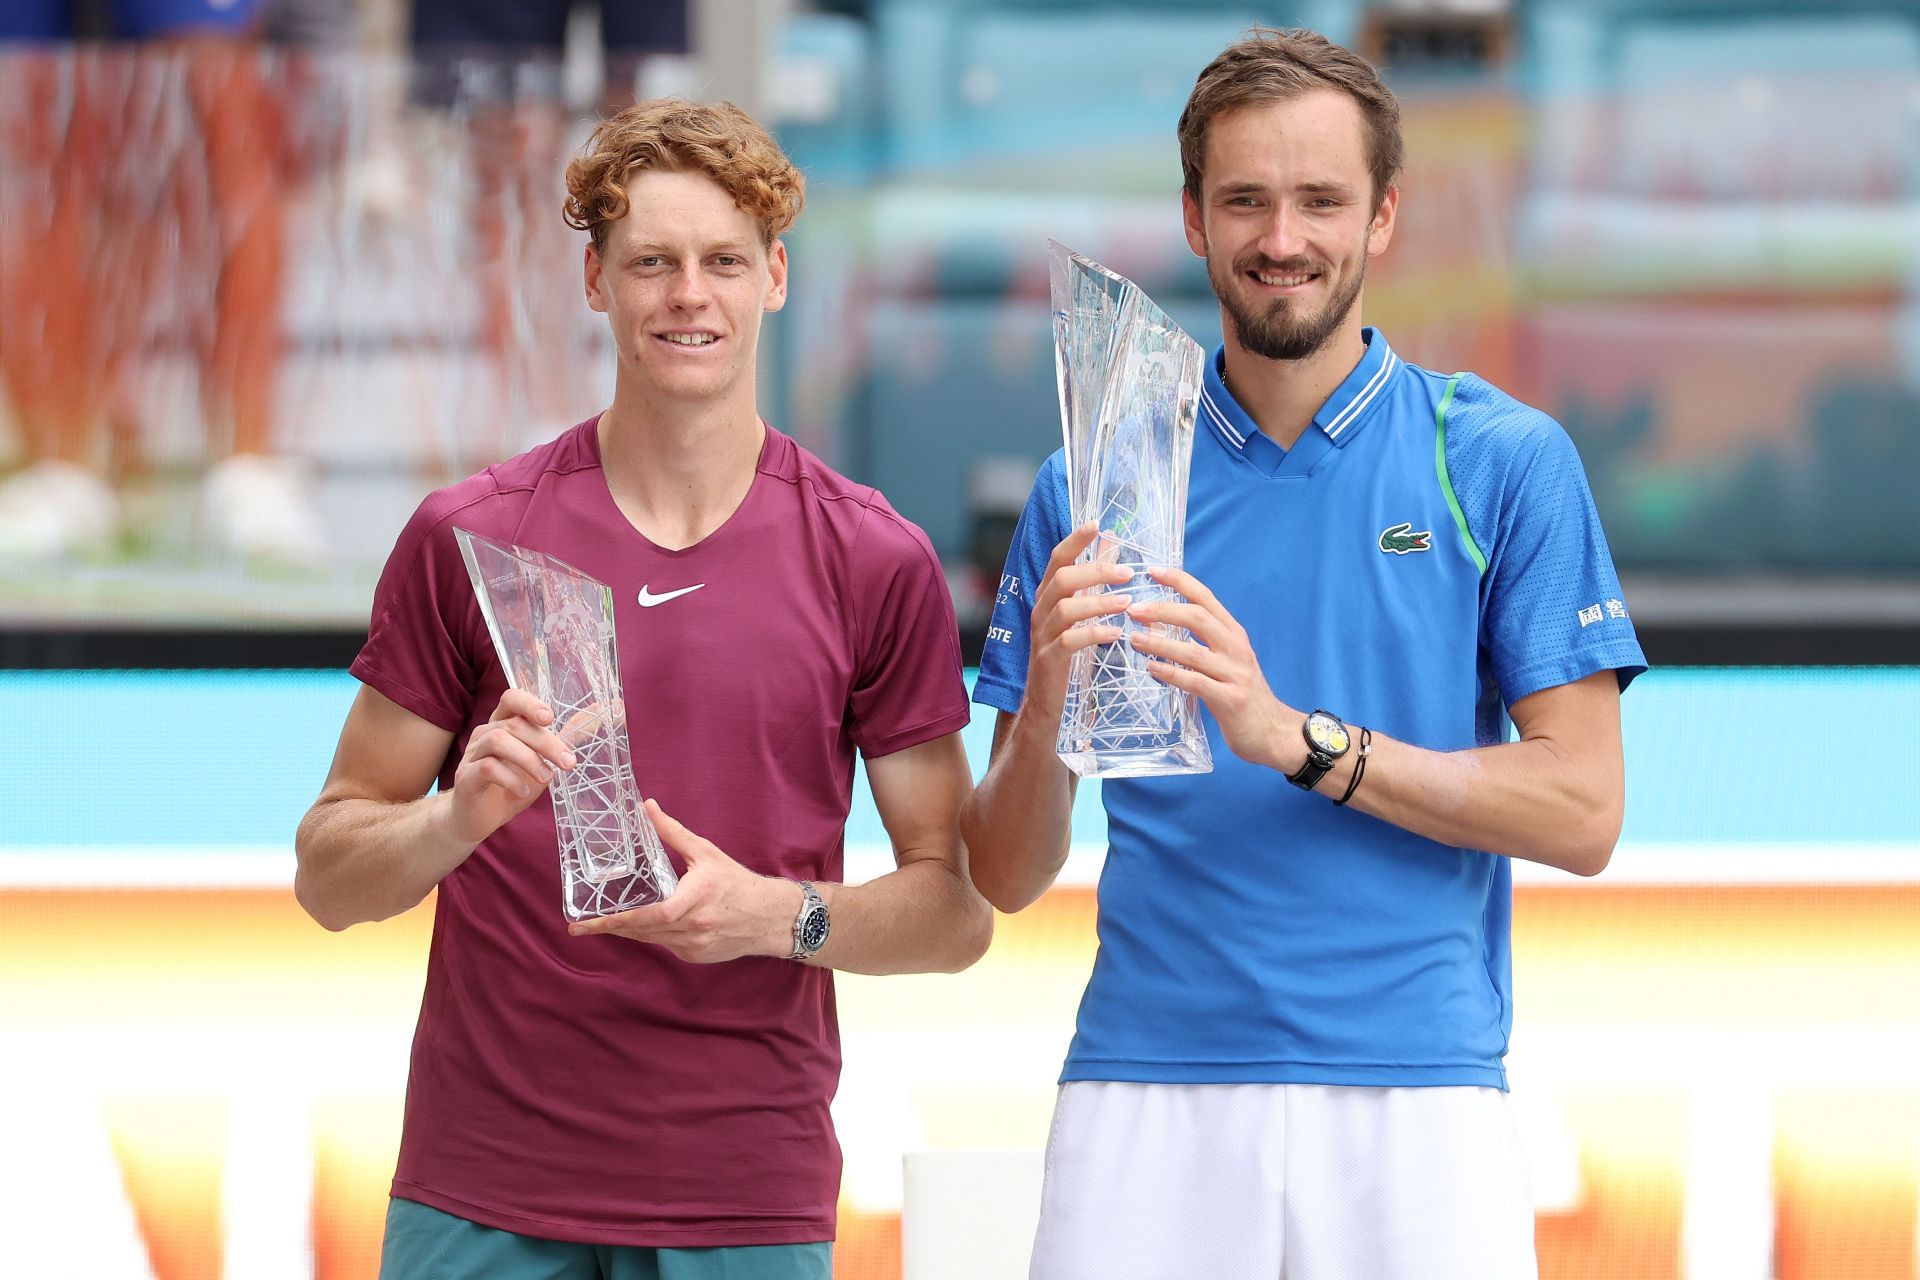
[596,383,765,552]
[1218,322,1368,452]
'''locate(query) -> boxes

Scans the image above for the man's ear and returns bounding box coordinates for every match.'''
[585,242,608,313]
[1181,188,1208,259]
[1365,184,1399,258]
[764,238,789,313]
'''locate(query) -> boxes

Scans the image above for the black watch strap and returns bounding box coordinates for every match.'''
[1286,752,1336,791]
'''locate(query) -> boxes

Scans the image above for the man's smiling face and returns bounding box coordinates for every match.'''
[1183,89,1397,363]
[585,168,788,404]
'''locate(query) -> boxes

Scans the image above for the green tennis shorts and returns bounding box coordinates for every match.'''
[380,1197,834,1280]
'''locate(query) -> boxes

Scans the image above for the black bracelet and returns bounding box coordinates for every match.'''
[1334,727,1372,807]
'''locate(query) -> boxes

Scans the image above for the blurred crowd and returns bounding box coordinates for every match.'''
[4,0,1917,600]
[0,0,685,569]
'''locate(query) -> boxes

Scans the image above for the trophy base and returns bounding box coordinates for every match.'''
[563,863,673,921]
[579,852,639,884]
[1059,740,1214,779]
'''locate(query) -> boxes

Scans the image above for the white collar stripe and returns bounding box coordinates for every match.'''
[1327,349,1398,439]
[1203,388,1244,443]
[1201,387,1246,446]
[1325,348,1394,437]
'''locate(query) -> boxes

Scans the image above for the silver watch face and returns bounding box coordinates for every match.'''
[1305,712,1351,757]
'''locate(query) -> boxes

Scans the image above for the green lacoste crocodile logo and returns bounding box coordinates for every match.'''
[1379,522,1432,554]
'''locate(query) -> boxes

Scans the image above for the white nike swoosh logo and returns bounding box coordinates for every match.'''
[636,583,707,608]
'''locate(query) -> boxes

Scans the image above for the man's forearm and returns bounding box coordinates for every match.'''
[812,854,993,975]
[1315,732,1622,876]
[959,708,1077,913]
[294,792,474,930]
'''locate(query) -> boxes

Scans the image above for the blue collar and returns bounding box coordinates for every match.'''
[1198,328,1401,466]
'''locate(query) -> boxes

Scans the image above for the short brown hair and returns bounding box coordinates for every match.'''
[563,99,806,249]
[1178,28,1403,209]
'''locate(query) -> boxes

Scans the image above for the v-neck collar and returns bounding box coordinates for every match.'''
[585,414,776,557]
[1198,328,1401,478]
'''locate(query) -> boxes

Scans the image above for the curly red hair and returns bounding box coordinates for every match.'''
[563,99,806,249]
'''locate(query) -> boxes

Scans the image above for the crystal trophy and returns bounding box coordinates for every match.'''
[454,528,679,919]
[1050,240,1213,778]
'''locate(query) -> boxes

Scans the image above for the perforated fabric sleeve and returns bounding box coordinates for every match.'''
[1442,375,1647,707]
[973,449,1073,713]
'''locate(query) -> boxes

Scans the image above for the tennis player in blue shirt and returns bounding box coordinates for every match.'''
[962,28,1646,1280]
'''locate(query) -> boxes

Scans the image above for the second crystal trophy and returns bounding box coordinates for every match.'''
[1049,240,1213,778]
[455,528,679,920]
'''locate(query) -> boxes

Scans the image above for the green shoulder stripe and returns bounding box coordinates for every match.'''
[1433,375,1488,576]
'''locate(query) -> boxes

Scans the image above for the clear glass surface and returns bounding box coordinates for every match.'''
[1049,240,1213,778]
[455,528,678,919]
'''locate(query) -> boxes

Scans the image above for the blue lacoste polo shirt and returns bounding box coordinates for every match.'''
[975,328,1645,1087]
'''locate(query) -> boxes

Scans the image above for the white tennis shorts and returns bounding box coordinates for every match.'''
[1028,1080,1537,1280]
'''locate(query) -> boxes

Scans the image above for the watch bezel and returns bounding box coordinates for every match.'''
[1286,710,1350,791]
[799,907,830,952]
[1303,710,1352,759]
[792,881,830,959]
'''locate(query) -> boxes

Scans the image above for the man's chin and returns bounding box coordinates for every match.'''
[1228,287,1365,362]
[629,363,737,402]
[1231,316,1338,363]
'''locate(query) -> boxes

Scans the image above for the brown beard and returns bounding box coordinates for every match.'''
[1209,250,1366,362]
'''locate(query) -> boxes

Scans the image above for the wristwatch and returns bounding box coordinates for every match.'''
[789,880,830,960]
[1285,709,1352,792]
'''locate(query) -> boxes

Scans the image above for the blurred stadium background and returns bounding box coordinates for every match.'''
[1,0,1917,1276]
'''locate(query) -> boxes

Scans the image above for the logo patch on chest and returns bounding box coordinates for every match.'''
[637,583,706,607]
[1378,522,1433,555]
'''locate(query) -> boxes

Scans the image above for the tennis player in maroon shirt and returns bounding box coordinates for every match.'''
[295,99,992,1280]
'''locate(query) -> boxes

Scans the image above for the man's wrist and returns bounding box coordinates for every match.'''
[767,877,806,958]
[424,790,480,857]
[1265,708,1310,777]
[788,879,835,962]
[1012,696,1066,756]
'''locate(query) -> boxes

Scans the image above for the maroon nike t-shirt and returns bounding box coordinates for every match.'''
[350,419,969,1245]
